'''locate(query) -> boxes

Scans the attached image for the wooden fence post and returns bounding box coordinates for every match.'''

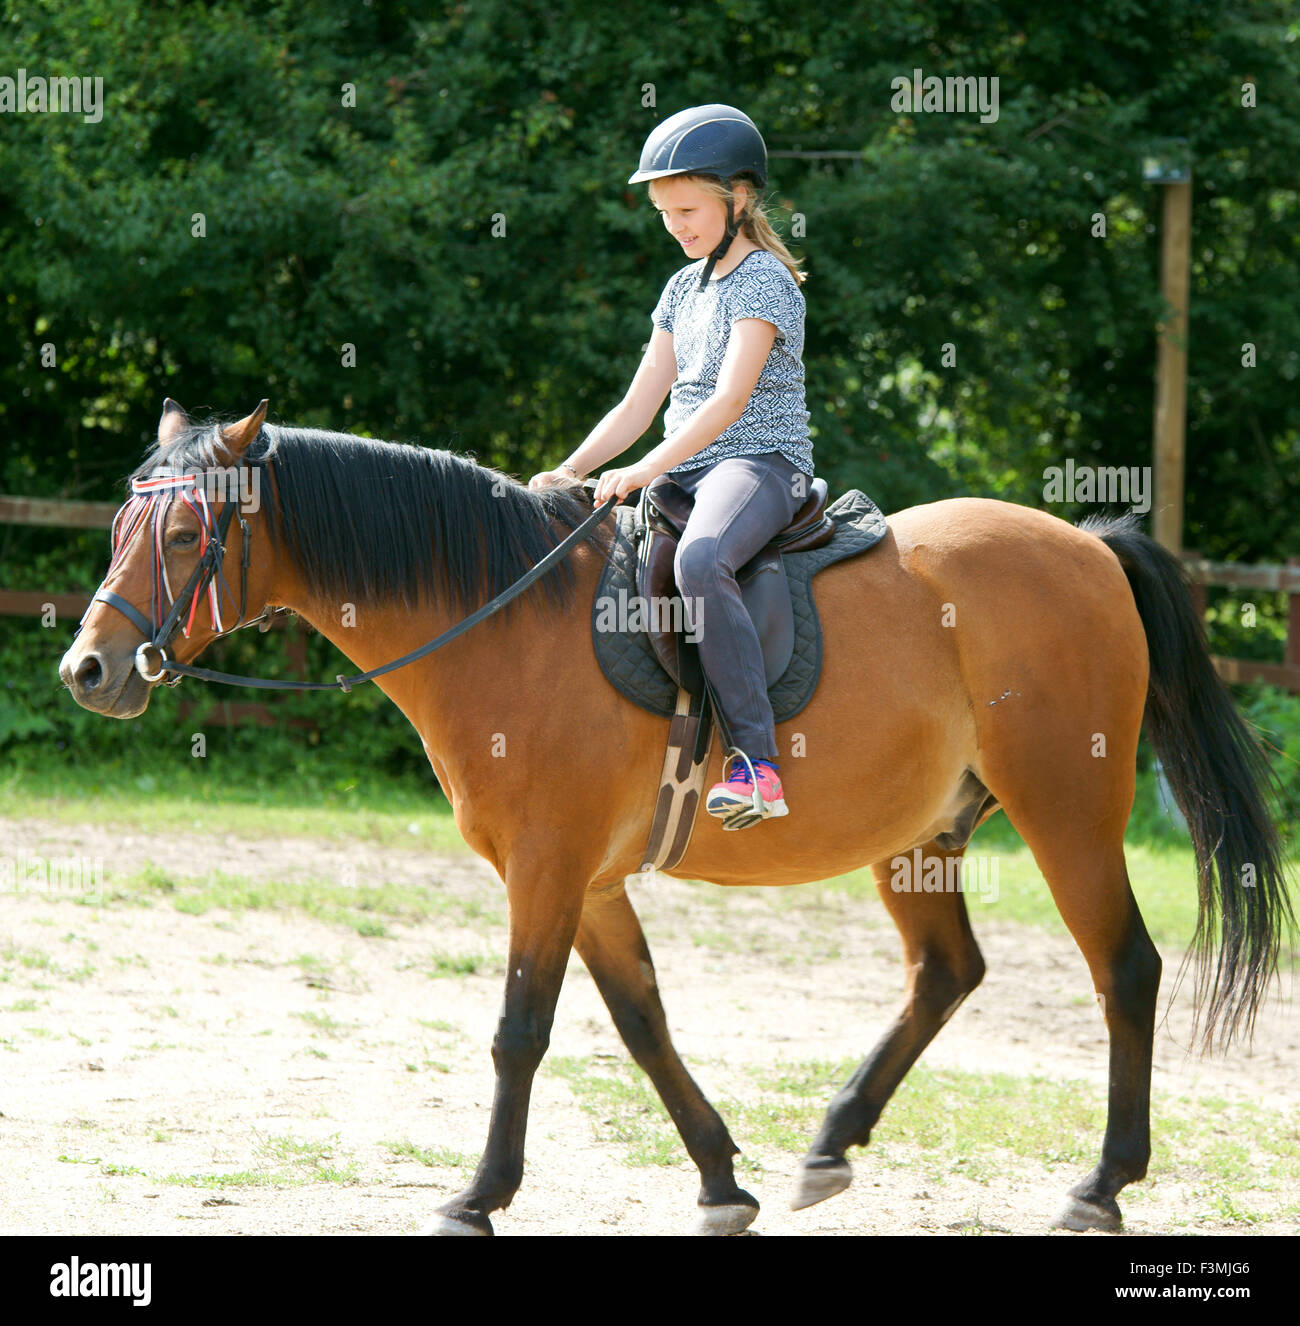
[1287,557,1300,673]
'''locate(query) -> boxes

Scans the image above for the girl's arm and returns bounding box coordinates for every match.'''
[557,327,678,479]
[591,318,778,503]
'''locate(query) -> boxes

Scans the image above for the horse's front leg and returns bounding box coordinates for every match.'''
[423,854,587,1236]
[574,878,757,1234]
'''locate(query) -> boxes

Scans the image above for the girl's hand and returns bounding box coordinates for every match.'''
[528,468,576,491]
[592,461,658,507]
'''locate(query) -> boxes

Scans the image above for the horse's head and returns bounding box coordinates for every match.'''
[60,398,276,718]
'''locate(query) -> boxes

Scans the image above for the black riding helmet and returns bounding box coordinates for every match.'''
[629,104,768,289]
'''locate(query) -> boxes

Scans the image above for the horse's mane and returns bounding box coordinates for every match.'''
[130,420,607,616]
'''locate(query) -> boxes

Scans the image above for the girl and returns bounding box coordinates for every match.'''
[530,103,813,826]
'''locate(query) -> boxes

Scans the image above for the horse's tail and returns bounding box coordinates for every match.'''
[1079,510,1295,1052]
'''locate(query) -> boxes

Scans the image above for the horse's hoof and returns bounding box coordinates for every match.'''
[420,1209,494,1236]
[1053,1194,1122,1232]
[693,1198,759,1236]
[791,1157,852,1210]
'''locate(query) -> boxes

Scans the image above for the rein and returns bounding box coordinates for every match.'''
[83,446,615,694]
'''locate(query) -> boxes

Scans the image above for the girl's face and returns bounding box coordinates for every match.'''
[651,176,748,258]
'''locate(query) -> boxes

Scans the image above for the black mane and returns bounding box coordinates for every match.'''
[130,420,607,616]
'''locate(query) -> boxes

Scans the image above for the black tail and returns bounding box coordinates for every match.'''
[1080,510,1296,1052]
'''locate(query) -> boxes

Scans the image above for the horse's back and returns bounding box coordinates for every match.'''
[812,496,1146,830]
[879,496,1147,687]
[879,495,1149,793]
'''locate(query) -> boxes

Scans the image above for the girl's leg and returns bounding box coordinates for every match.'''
[667,454,806,761]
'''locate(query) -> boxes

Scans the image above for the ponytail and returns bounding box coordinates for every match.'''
[737,187,806,287]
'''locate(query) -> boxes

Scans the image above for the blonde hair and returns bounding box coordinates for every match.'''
[649,173,806,286]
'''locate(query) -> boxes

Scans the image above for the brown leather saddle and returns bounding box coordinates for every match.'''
[634,474,836,690]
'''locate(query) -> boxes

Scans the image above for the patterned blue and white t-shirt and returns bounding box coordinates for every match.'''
[650,249,813,476]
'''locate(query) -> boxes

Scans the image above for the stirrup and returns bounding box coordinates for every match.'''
[719,746,765,830]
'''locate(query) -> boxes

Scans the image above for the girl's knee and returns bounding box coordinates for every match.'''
[675,535,727,591]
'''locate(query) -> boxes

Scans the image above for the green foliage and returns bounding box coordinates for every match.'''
[1128,684,1300,849]
[1236,683,1300,831]
[2,0,1297,533]
[1202,589,1289,662]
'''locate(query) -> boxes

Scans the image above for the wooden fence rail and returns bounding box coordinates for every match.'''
[1181,551,1300,695]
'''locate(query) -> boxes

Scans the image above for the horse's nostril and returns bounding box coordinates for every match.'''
[75,654,104,692]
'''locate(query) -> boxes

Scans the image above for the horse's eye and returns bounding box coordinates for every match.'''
[168,531,199,550]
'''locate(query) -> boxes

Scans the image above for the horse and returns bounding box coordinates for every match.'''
[59,399,1293,1236]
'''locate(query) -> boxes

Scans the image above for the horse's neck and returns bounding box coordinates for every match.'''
[276,547,600,769]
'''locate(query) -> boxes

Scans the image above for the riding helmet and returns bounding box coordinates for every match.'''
[628,103,767,187]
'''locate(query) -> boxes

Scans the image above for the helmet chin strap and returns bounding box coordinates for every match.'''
[697,193,742,289]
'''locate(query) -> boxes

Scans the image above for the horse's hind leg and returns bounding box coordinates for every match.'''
[984,720,1161,1231]
[1006,821,1160,1231]
[572,880,758,1235]
[1054,869,1160,1232]
[794,842,986,1210]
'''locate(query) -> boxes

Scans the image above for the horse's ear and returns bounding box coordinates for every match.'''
[219,399,269,460]
[158,398,189,447]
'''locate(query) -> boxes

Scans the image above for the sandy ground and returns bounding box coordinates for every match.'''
[0,815,1295,1237]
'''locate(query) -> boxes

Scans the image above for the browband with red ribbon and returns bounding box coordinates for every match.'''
[104,472,230,637]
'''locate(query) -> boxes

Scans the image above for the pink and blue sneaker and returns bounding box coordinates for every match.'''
[706,752,788,828]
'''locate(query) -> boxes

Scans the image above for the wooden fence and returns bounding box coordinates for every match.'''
[1182,551,1300,695]
[4,494,1300,701]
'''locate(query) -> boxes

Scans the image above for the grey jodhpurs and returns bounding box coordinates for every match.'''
[652,452,811,763]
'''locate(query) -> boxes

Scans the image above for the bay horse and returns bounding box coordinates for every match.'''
[60,400,1293,1236]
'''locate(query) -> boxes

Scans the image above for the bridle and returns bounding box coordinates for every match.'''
[81,460,270,687]
[80,435,616,694]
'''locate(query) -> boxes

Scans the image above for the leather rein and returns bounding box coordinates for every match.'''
[82,442,616,694]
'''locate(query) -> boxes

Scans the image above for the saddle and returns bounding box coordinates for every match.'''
[634,475,836,691]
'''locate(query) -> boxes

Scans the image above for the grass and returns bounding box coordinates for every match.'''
[6,754,1295,964]
[8,760,1294,960]
[0,760,463,849]
[546,1055,690,1168]
[0,944,97,985]
[4,743,1295,1226]
[790,781,1297,957]
[414,1017,462,1036]
[802,836,1206,949]
[157,1131,361,1189]
[383,1139,472,1170]
[157,1169,299,1190]
[543,1051,1300,1222]
[88,863,502,937]
[291,1010,352,1038]
[424,951,494,979]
